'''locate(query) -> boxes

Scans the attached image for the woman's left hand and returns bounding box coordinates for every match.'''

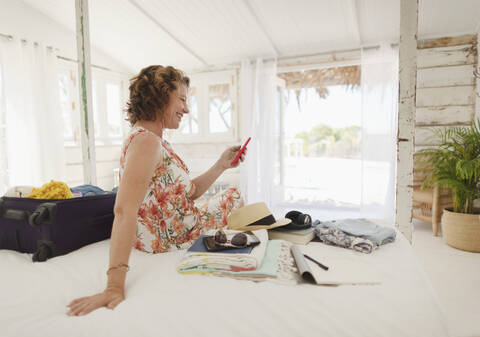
[217,145,247,170]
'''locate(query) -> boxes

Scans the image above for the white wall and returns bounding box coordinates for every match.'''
[415,35,478,149]
[0,0,130,73]
[0,0,132,191]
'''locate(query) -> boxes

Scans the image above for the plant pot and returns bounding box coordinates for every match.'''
[441,209,480,252]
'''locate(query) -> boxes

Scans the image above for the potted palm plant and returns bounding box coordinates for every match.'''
[417,120,480,252]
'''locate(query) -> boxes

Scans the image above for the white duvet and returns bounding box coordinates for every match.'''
[0,229,449,337]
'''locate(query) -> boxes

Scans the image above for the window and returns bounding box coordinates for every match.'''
[208,83,233,133]
[179,87,199,134]
[57,60,129,146]
[58,72,75,139]
[275,66,362,216]
[106,83,123,137]
[57,63,80,143]
[91,68,129,143]
[167,69,237,143]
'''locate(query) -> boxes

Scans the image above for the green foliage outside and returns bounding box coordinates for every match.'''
[294,124,361,158]
[417,120,480,214]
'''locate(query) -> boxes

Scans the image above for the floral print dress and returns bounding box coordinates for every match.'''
[119,126,243,253]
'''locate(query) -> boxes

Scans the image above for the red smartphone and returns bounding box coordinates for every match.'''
[232,137,251,165]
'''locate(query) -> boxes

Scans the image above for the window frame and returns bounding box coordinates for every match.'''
[91,67,130,145]
[275,63,364,210]
[168,69,238,144]
[57,59,80,146]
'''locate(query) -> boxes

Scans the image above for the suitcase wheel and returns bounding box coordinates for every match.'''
[29,204,55,226]
[32,242,53,262]
[29,211,44,226]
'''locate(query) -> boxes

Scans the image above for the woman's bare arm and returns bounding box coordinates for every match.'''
[66,132,162,316]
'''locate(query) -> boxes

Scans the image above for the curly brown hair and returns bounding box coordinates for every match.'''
[126,65,190,125]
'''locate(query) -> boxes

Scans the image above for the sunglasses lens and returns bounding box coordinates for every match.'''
[231,233,247,247]
[214,230,227,244]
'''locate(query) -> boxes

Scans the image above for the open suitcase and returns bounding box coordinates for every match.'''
[0,194,116,262]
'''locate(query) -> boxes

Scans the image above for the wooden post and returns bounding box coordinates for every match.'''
[396,0,418,242]
[75,0,97,184]
[475,33,480,121]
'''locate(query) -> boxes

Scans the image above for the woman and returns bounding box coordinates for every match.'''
[66,65,245,316]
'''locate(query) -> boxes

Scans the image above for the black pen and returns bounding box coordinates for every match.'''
[303,254,329,271]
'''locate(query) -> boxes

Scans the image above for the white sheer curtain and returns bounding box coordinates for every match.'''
[239,58,278,207]
[0,38,65,189]
[0,50,7,194]
[360,45,399,222]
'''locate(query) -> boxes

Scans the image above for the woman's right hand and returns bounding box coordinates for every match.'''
[66,288,124,316]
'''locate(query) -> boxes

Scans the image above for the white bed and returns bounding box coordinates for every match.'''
[0,228,449,337]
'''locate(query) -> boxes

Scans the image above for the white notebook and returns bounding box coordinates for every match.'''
[291,244,383,285]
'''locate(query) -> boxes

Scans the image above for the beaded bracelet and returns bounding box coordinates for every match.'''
[106,263,130,275]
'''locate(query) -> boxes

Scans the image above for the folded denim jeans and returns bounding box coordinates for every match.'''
[316,218,396,246]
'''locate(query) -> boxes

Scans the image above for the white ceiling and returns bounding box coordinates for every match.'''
[21,0,480,73]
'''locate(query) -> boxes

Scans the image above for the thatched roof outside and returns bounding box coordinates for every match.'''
[209,83,230,98]
[188,67,360,106]
[278,65,360,99]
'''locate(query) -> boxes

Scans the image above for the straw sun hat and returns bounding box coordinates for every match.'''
[227,202,291,231]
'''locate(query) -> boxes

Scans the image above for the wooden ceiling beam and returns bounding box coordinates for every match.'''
[346,0,362,46]
[242,0,280,57]
[128,0,209,67]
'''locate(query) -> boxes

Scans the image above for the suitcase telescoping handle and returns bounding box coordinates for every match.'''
[0,198,30,221]
[0,199,57,226]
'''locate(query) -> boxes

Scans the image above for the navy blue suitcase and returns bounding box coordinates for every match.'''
[0,194,115,262]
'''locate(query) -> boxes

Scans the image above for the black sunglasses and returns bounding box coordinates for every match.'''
[214,229,248,248]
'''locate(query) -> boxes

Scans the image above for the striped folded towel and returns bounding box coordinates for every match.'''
[177,229,268,273]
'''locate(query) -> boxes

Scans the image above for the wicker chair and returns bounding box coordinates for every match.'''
[412,156,453,236]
